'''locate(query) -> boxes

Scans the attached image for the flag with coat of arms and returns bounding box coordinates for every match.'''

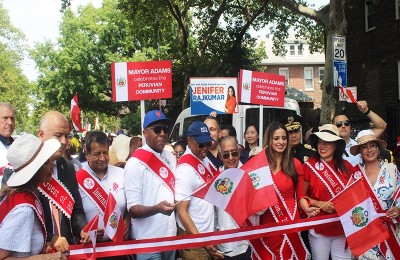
[192,168,258,226]
[104,191,125,242]
[331,178,389,257]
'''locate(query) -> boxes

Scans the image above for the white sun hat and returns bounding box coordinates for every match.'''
[310,124,345,152]
[6,134,60,187]
[349,129,387,155]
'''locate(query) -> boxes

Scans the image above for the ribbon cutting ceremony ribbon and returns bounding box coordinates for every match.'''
[68,215,340,259]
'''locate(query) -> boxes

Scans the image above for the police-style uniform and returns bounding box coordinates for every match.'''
[280,115,315,164]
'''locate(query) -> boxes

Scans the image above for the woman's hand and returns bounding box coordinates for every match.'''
[303,206,320,217]
[386,206,400,219]
[316,201,336,214]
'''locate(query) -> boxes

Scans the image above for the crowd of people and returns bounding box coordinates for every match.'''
[0,99,400,260]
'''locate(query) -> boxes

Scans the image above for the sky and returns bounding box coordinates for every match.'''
[3,0,328,82]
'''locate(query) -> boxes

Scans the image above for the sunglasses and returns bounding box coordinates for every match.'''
[288,128,300,134]
[222,150,239,159]
[147,125,169,135]
[174,151,184,157]
[335,120,350,128]
[192,138,212,149]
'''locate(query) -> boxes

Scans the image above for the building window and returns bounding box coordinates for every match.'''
[304,67,314,90]
[298,44,304,56]
[289,45,295,55]
[279,68,289,86]
[319,67,325,81]
[365,0,376,31]
[397,0,400,19]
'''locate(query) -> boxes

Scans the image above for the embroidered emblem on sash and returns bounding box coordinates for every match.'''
[198,164,205,175]
[315,162,324,170]
[84,178,95,189]
[160,167,168,178]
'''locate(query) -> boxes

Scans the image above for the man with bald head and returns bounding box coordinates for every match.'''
[0,102,15,184]
[38,111,87,245]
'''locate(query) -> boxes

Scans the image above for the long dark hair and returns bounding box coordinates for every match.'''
[226,86,236,100]
[263,122,298,185]
[244,122,259,150]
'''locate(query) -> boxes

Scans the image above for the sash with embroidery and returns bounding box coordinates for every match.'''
[267,183,309,260]
[0,191,47,246]
[132,148,175,195]
[305,157,346,197]
[245,219,274,260]
[38,176,75,219]
[178,154,218,184]
[76,168,108,213]
[353,165,400,259]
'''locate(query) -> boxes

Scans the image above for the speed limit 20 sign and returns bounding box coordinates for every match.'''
[333,35,346,61]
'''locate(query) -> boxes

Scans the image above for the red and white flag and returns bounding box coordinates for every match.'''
[240,150,278,215]
[339,85,357,104]
[104,192,124,242]
[193,168,257,226]
[71,94,83,132]
[82,213,100,249]
[332,178,389,257]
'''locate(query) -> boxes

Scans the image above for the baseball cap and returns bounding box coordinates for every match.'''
[187,121,213,144]
[143,110,171,129]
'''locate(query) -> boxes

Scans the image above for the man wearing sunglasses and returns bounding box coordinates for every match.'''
[175,121,223,260]
[280,114,315,164]
[332,100,388,166]
[216,136,251,259]
[124,110,177,260]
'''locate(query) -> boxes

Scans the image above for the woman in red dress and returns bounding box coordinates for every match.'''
[258,122,310,260]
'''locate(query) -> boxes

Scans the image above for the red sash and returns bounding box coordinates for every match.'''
[353,165,400,259]
[178,154,218,184]
[76,168,108,213]
[245,219,274,260]
[132,148,175,195]
[0,191,47,246]
[267,184,309,260]
[38,176,75,219]
[305,157,346,197]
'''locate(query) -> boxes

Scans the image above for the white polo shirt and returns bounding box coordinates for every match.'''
[343,138,360,166]
[80,163,126,241]
[124,144,177,240]
[175,147,215,233]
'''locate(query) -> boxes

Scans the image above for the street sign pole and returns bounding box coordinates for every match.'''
[332,35,347,114]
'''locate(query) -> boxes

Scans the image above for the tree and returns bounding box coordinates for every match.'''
[270,0,346,123]
[0,3,33,132]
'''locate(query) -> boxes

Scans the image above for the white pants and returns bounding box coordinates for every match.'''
[309,229,351,260]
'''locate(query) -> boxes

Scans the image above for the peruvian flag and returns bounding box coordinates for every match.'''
[339,85,357,104]
[104,192,124,242]
[240,149,278,215]
[391,186,400,223]
[192,168,257,226]
[332,178,389,257]
[82,213,99,249]
[71,94,83,132]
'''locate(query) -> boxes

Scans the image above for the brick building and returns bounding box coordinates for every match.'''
[344,0,400,147]
[260,37,325,109]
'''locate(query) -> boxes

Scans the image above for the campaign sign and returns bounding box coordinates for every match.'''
[333,60,347,87]
[239,69,285,107]
[111,60,172,102]
[190,77,238,115]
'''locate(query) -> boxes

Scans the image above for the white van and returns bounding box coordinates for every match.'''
[169,97,300,145]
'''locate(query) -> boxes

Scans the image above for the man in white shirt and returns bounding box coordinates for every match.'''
[175,120,223,260]
[0,102,15,184]
[216,136,251,259]
[332,100,387,166]
[125,110,176,260]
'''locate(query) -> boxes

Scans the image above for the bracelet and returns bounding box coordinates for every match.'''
[363,108,371,115]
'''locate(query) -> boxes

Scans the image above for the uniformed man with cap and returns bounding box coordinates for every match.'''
[280,114,314,164]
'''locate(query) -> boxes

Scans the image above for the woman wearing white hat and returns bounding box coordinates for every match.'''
[299,124,354,260]
[0,134,66,259]
[349,129,400,260]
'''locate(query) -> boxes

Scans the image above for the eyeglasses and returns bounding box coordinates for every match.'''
[192,138,212,149]
[335,120,350,128]
[222,150,239,159]
[147,125,169,135]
